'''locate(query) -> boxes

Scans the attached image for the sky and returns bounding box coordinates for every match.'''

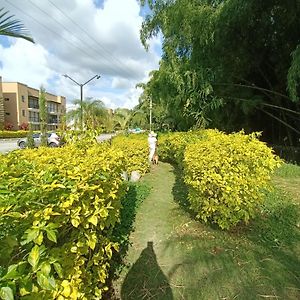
[0,0,161,110]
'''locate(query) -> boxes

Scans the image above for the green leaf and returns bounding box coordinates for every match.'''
[1,264,18,280]
[88,215,98,226]
[28,245,40,269]
[45,229,57,243]
[0,287,14,300]
[53,262,63,278]
[21,229,39,245]
[36,272,56,290]
[40,262,51,276]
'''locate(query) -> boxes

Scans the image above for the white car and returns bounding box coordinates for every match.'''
[17,132,61,149]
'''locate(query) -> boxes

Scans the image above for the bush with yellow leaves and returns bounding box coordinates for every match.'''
[184,130,282,229]
[0,142,126,299]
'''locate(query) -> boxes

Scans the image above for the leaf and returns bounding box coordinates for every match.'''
[71,218,80,228]
[36,272,56,290]
[53,262,63,278]
[40,262,51,276]
[1,264,19,280]
[28,245,40,269]
[21,229,39,245]
[88,215,98,226]
[45,229,57,243]
[0,287,14,300]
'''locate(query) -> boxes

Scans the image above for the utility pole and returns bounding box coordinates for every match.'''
[149,97,152,131]
[63,74,100,131]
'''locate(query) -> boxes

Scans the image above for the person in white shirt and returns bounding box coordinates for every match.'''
[148,131,157,163]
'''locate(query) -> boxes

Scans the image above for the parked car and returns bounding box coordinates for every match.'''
[17,132,61,149]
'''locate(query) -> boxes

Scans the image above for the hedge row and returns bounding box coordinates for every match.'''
[159,129,281,229]
[112,134,149,175]
[0,142,126,299]
[0,130,29,139]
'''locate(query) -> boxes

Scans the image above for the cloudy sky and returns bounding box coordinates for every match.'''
[0,0,161,110]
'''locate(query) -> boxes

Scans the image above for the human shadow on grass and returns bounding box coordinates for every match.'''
[121,241,174,300]
[167,167,300,299]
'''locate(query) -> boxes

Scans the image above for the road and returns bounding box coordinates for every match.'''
[0,134,115,154]
[0,139,19,154]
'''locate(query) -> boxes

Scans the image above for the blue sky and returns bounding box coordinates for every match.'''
[0,0,161,110]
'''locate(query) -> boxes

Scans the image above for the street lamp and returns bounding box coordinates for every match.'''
[63,74,101,130]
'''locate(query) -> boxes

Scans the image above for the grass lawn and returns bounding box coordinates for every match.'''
[113,162,300,300]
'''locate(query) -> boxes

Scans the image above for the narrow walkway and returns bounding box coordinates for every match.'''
[113,163,300,300]
[114,162,190,299]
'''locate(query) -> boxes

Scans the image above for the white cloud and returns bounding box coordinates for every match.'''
[0,0,160,108]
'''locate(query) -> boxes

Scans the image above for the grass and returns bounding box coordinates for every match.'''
[113,162,300,299]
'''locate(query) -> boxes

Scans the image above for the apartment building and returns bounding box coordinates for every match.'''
[1,80,66,131]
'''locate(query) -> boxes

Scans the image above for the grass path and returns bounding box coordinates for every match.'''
[113,163,300,300]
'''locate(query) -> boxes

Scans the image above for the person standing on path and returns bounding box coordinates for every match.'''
[148,131,157,163]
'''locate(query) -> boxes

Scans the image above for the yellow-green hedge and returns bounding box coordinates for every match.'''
[0,130,28,138]
[112,134,149,175]
[0,143,126,299]
[184,131,281,229]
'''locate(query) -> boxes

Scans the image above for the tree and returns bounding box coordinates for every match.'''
[39,86,47,146]
[139,0,300,145]
[67,98,107,130]
[0,8,34,42]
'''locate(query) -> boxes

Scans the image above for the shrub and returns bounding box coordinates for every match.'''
[0,130,28,139]
[112,134,149,175]
[184,131,282,229]
[0,143,126,299]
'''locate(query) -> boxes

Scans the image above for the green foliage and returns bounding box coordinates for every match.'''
[0,7,34,43]
[183,130,282,229]
[0,142,127,299]
[39,86,47,147]
[275,163,300,178]
[110,183,150,277]
[0,131,28,139]
[159,130,282,229]
[139,0,300,145]
[27,123,35,149]
[112,134,149,175]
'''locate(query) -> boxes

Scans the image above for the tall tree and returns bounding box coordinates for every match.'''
[67,98,107,130]
[39,86,47,146]
[139,0,300,145]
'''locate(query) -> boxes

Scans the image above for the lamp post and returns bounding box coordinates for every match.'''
[63,74,101,131]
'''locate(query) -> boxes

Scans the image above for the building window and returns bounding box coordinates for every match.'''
[5,112,10,116]
[22,110,26,117]
[48,114,58,124]
[29,111,40,122]
[21,95,25,102]
[28,97,39,109]
[47,101,58,113]
[4,97,9,101]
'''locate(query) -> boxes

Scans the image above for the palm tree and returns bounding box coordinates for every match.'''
[0,8,34,42]
[67,99,107,130]
[114,108,132,131]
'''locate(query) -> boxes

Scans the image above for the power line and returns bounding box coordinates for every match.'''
[28,0,131,78]
[4,0,98,65]
[47,0,134,78]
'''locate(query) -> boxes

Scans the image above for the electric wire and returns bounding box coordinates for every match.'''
[47,0,134,78]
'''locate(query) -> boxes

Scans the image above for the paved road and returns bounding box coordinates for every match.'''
[0,139,19,154]
[0,134,115,154]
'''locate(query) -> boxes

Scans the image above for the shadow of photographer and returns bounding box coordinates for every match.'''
[121,241,173,300]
